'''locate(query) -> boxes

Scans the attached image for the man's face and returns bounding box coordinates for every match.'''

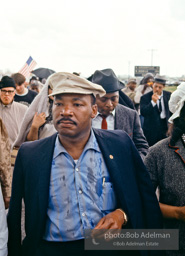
[128,82,136,91]
[0,87,15,105]
[53,93,97,139]
[30,85,39,93]
[153,82,164,96]
[15,83,25,94]
[96,91,119,117]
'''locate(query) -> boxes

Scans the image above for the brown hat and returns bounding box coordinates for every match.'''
[48,72,106,97]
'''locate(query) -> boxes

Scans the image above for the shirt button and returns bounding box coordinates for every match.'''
[76,168,79,172]
[82,212,85,217]
[79,190,82,194]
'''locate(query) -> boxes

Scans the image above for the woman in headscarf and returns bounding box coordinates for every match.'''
[144,96,185,256]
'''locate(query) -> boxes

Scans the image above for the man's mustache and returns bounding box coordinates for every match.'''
[57,118,77,125]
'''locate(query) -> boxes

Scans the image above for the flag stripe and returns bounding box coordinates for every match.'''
[19,56,37,78]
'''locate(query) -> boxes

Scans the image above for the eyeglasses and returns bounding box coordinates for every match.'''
[1,89,15,95]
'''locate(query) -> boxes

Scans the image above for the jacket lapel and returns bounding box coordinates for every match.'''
[163,92,170,120]
[38,133,58,225]
[115,105,124,130]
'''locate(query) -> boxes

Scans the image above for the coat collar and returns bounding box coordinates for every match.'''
[168,138,185,165]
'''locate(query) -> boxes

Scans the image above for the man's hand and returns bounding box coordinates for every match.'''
[152,93,159,103]
[94,209,125,230]
[91,209,126,240]
[32,112,46,129]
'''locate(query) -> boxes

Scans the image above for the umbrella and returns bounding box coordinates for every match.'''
[31,68,55,79]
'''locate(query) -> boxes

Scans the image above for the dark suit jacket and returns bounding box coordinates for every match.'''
[140,90,171,146]
[115,104,148,159]
[8,129,163,256]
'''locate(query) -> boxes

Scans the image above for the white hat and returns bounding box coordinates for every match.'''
[169,94,185,123]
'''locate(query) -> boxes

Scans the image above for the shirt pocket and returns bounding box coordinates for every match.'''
[100,182,117,214]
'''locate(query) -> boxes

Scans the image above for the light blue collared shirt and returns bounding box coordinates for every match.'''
[43,130,117,241]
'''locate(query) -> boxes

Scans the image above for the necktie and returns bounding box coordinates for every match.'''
[101,116,107,129]
[158,98,162,113]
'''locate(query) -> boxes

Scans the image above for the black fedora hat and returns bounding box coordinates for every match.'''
[88,69,124,93]
[0,76,16,89]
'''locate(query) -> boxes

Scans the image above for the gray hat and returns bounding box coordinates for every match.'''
[48,72,106,98]
[154,74,166,85]
[89,69,124,93]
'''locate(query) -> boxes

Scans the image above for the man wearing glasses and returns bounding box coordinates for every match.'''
[0,76,28,147]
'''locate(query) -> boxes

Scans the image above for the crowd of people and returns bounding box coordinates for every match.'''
[0,69,184,256]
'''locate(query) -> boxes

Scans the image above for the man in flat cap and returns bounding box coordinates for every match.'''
[140,75,171,146]
[91,69,148,160]
[8,72,163,256]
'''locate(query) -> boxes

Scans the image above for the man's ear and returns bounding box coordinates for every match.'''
[91,104,98,118]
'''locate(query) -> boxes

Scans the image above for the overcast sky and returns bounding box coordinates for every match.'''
[1,0,185,78]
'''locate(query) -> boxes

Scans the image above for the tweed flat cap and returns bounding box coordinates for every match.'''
[48,72,106,97]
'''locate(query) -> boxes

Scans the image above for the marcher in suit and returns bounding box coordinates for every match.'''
[88,68,135,110]
[8,72,163,256]
[140,75,171,146]
[91,69,148,160]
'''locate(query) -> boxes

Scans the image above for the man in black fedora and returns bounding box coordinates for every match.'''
[140,74,171,146]
[90,69,149,160]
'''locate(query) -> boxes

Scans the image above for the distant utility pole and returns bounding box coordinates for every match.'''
[128,61,130,80]
[148,49,157,66]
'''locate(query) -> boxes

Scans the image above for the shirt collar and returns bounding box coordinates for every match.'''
[53,129,101,159]
[94,109,116,118]
[0,101,14,108]
[15,88,28,96]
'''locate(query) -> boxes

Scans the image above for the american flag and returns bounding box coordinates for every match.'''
[19,56,37,78]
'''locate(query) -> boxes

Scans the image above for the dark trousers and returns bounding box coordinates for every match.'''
[34,239,140,256]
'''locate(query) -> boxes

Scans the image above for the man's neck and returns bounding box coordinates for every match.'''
[58,130,91,160]
[16,88,28,96]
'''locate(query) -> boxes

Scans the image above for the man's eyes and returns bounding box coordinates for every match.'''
[55,102,62,106]
[74,103,83,107]
[54,102,83,107]
[101,97,117,102]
